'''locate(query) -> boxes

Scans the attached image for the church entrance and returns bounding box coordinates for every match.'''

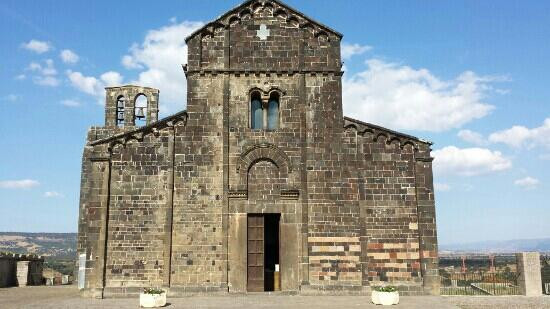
[247,214,280,292]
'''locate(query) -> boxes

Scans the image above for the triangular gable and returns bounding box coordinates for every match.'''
[185,0,343,43]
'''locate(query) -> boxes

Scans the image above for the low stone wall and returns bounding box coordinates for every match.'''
[0,252,44,288]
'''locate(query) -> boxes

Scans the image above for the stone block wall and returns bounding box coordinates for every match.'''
[0,253,44,287]
[339,118,438,295]
[104,132,172,288]
[169,75,226,292]
[359,137,421,286]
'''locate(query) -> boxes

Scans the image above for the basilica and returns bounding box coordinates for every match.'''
[77,0,439,297]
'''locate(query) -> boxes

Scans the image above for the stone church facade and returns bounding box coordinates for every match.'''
[77,0,439,297]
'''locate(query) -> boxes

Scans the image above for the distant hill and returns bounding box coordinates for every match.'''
[440,238,550,254]
[0,232,76,259]
[2,232,548,258]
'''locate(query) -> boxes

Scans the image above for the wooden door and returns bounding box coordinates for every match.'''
[247,215,264,292]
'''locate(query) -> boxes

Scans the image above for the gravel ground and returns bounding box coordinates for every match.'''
[1,286,549,309]
[445,295,550,309]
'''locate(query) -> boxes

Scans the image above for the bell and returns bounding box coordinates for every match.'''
[135,107,145,120]
[117,97,126,109]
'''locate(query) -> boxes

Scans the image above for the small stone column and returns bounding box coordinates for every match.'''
[516,252,542,296]
[16,261,30,287]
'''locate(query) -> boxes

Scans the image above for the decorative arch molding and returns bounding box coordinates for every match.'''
[185,0,343,44]
[230,143,298,200]
[237,143,291,174]
[89,111,188,152]
[343,116,430,151]
[249,86,286,99]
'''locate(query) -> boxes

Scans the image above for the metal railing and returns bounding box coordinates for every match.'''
[440,271,521,296]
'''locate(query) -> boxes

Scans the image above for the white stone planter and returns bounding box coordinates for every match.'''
[139,292,166,308]
[371,290,399,305]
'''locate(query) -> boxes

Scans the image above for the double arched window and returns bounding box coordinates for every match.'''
[250,91,279,130]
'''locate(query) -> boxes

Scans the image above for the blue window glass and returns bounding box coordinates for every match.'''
[267,99,279,130]
[251,99,263,129]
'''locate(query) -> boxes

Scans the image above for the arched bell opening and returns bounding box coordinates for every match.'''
[134,94,148,127]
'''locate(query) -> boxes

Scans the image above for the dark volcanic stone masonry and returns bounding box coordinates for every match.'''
[77,0,439,298]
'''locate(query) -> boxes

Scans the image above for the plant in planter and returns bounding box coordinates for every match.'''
[140,288,167,308]
[371,286,399,305]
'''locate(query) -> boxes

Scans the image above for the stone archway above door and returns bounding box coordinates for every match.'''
[229,143,298,200]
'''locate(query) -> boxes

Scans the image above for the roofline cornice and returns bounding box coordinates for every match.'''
[89,111,188,147]
[343,116,433,147]
[184,0,343,43]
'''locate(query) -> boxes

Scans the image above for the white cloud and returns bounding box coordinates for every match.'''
[0,179,40,189]
[434,183,451,192]
[66,70,104,97]
[44,191,64,198]
[67,20,203,112]
[2,94,20,102]
[27,59,60,87]
[21,39,52,53]
[341,43,372,60]
[67,70,124,104]
[539,154,550,160]
[15,74,26,80]
[60,99,81,107]
[60,49,79,64]
[489,118,550,149]
[34,76,60,87]
[343,59,499,132]
[28,62,41,71]
[432,146,512,176]
[122,54,141,69]
[27,60,56,75]
[100,71,123,86]
[457,129,487,146]
[42,59,57,75]
[514,177,539,190]
[121,20,203,113]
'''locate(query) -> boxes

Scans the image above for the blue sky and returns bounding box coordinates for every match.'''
[1,0,549,245]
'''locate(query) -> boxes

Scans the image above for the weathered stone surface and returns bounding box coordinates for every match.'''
[0,253,44,288]
[77,0,438,297]
[517,252,543,296]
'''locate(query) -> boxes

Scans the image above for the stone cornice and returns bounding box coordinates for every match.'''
[185,0,343,44]
[89,111,188,148]
[183,66,344,77]
[343,116,433,150]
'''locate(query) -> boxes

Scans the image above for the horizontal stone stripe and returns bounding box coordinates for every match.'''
[309,237,360,243]
[311,245,345,253]
[309,251,361,257]
[309,255,360,262]
[367,252,420,260]
[367,242,419,250]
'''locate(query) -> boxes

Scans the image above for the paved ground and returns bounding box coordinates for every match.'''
[1,286,549,309]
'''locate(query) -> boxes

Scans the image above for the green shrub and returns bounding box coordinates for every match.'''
[143,288,165,295]
[374,286,397,292]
